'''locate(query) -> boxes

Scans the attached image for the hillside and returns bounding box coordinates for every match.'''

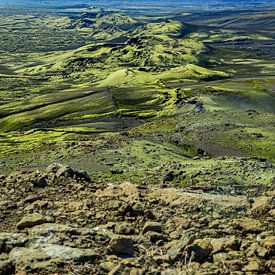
[0,3,274,275]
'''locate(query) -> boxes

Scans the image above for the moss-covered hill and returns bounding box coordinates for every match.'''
[0,14,230,135]
[20,19,227,84]
[0,5,274,274]
[0,7,274,188]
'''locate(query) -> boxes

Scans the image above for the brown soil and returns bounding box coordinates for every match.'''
[0,164,274,274]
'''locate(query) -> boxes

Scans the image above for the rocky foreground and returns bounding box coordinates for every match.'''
[0,164,274,274]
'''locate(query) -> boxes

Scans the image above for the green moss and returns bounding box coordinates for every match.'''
[1,7,275,184]
[0,130,67,155]
[217,127,275,162]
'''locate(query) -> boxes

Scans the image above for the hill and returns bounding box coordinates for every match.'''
[0,5,274,275]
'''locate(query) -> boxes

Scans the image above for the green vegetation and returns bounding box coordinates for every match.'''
[0,4,274,275]
[0,5,274,187]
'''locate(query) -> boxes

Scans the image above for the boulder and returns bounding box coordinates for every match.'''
[28,223,74,236]
[0,233,28,253]
[242,260,262,272]
[45,163,91,182]
[16,213,54,230]
[56,165,75,178]
[211,236,240,254]
[232,218,262,233]
[9,244,99,264]
[247,242,261,257]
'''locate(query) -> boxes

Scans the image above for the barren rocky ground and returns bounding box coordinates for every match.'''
[0,164,274,274]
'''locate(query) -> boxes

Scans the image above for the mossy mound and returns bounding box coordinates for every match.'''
[20,19,214,84]
[99,65,228,87]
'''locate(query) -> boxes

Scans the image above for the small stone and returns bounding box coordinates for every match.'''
[188,238,213,263]
[115,223,134,235]
[108,264,123,275]
[247,242,259,257]
[32,176,47,188]
[23,195,44,204]
[211,236,240,254]
[142,222,162,234]
[257,246,269,258]
[145,232,167,243]
[169,230,181,240]
[117,203,133,216]
[164,171,174,182]
[172,217,191,230]
[45,163,63,174]
[262,236,275,255]
[56,165,75,178]
[110,169,123,175]
[213,252,230,263]
[166,234,196,261]
[251,196,273,215]
[0,260,14,275]
[100,261,117,272]
[0,200,16,210]
[76,170,91,182]
[266,260,275,273]
[129,268,144,275]
[243,260,262,272]
[269,209,275,216]
[108,236,134,256]
[153,255,170,265]
[16,213,54,230]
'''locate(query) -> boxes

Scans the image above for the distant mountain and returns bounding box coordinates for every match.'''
[1,0,274,6]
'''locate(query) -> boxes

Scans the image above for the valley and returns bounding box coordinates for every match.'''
[0,1,274,274]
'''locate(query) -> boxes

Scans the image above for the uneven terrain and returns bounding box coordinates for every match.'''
[0,1,274,274]
[0,164,274,274]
